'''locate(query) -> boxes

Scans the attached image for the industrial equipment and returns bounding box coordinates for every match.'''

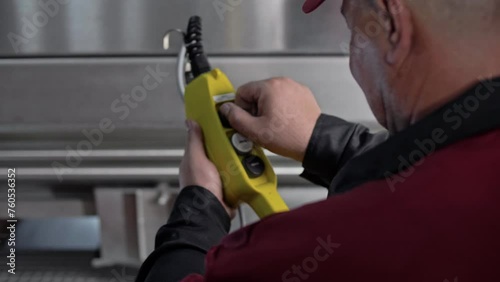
[164,16,289,218]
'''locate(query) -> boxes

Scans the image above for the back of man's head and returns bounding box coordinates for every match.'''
[339,0,500,132]
[408,0,500,38]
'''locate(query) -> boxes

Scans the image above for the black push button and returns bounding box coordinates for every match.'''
[218,111,231,128]
[242,155,265,178]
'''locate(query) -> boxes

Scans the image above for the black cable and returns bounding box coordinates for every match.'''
[185,16,211,78]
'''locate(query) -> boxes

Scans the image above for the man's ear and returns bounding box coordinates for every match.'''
[382,0,413,65]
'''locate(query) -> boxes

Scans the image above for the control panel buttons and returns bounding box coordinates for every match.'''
[242,155,265,178]
[231,133,254,154]
[218,111,232,128]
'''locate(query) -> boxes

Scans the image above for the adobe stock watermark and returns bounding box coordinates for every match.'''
[217,79,299,186]
[176,187,227,225]
[339,2,405,55]
[109,266,135,282]
[282,235,341,282]
[213,0,243,22]
[178,91,299,223]
[175,97,297,214]
[254,105,297,147]
[226,78,299,147]
[51,64,169,181]
[7,0,71,53]
[385,77,500,192]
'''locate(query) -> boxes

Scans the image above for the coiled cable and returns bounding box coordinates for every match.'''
[184,16,211,77]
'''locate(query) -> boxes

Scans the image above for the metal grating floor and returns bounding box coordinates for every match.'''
[0,252,138,282]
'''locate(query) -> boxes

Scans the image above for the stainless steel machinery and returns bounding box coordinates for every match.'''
[0,0,379,280]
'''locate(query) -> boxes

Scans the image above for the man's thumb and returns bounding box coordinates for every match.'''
[219,103,259,138]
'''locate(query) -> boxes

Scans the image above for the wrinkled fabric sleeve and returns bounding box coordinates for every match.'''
[301,114,389,187]
[135,186,230,282]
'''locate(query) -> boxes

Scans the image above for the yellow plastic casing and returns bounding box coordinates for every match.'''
[184,68,289,218]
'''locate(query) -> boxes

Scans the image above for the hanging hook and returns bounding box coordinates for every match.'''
[163,29,188,100]
[163,29,186,50]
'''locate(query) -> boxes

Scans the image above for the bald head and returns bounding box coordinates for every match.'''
[407,0,500,37]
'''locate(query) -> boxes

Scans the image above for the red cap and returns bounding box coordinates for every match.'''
[302,0,326,13]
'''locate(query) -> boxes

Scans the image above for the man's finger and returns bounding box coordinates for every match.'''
[235,80,264,114]
[185,120,207,158]
[219,103,261,140]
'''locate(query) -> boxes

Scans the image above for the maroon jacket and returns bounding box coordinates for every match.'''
[137,78,500,281]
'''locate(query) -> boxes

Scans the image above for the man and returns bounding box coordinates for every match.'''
[137,0,500,281]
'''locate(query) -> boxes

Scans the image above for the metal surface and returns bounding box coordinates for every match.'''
[92,186,327,266]
[0,57,375,136]
[0,0,349,56]
[6,218,100,251]
[0,57,378,184]
[0,252,138,282]
[0,148,307,184]
[93,188,177,267]
[0,182,96,218]
[0,0,377,271]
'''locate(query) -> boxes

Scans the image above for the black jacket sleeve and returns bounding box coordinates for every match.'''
[135,186,230,282]
[301,114,389,187]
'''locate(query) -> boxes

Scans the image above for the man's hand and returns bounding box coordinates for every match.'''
[220,77,321,162]
[180,120,234,217]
